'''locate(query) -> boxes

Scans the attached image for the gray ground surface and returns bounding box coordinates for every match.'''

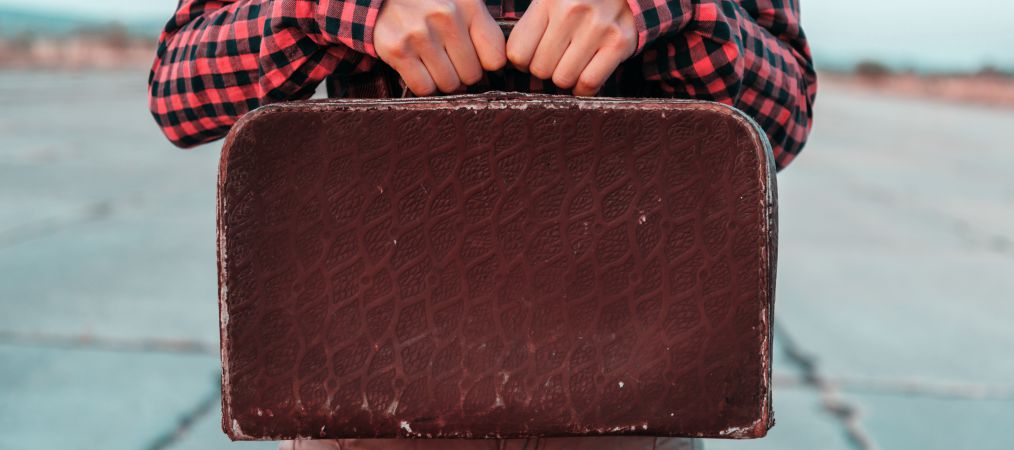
[1,70,1012,450]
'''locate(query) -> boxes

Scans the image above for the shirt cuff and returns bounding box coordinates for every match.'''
[624,0,694,54]
[314,0,384,58]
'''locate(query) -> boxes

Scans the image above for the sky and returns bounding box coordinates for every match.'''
[0,0,170,21]
[801,0,1014,71]
[2,0,1012,71]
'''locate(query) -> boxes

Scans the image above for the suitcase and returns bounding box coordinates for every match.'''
[216,91,778,441]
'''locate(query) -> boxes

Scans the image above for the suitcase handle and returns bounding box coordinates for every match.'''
[495,18,517,39]
[392,19,517,98]
[332,19,521,99]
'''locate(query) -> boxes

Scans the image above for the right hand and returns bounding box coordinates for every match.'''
[374,0,507,96]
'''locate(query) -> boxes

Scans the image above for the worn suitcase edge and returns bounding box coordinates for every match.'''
[216,93,778,441]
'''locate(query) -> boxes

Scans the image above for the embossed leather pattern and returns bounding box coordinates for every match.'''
[217,93,777,441]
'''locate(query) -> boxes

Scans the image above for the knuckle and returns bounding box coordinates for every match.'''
[553,71,577,89]
[438,81,461,93]
[461,70,483,85]
[587,17,611,33]
[378,41,409,59]
[405,27,431,46]
[601,23,623,38]
[600,28,632,52]
[609,38,635,54]
[505,48,527,67]
[576,75,599,92]
[433,73,461,92]
[413,84,436,96]
[606,24,637,48]
[561,0,592,15]
[529,64,551,80]
[504,45,519,60]
[482,54,507,71]
[425,1,458,22]
[619,28,637,47]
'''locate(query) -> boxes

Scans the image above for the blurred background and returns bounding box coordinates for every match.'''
[1,0,1012,449]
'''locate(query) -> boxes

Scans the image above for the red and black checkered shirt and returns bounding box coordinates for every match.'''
[149,0,816,170]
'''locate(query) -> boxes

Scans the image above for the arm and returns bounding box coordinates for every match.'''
[148,0,382,147]
[634,0,817,169]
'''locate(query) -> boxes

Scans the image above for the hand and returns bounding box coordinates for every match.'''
[374,0,508,96]
[505,0,637,96]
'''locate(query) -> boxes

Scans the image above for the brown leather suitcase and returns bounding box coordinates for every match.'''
[217,92,777,441]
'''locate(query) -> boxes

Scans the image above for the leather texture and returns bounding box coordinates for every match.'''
[278,436,700,449]
[217,92,777,441]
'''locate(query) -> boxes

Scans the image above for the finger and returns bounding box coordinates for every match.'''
[389,55,437,96]
[506,2,548,71]
[439,16,484,85]
[528,14,576,80]
[573,48,626,96]
[468,12,508,71]
[415,39,462,93]
[551,26,600,89]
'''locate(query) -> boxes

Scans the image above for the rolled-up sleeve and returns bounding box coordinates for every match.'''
[635,0,817,170]
[148,0,383,147]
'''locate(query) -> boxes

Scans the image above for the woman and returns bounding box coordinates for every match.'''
[149,0,814,448]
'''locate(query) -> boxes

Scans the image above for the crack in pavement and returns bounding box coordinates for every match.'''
[774,371,1014,402]
[143,373,222,450]
[0,330,223,449]
[0,330,217,355]
[775,323,880,450]
[823,375,1014,402]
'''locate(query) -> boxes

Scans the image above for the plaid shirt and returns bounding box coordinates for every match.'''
[149,0,816,170]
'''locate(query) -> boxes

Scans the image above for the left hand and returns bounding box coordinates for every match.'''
[505,0,637,96]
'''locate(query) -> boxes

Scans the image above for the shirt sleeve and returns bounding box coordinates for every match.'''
[636,0,817,170]
[148,0,383,147]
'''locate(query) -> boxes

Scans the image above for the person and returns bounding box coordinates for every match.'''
[148,0,815,171]
[148,1,813,448]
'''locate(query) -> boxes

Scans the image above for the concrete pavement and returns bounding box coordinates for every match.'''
[1,70,1011,449]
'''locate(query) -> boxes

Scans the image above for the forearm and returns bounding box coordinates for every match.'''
[148,0,381,147]
[637,0,816,170]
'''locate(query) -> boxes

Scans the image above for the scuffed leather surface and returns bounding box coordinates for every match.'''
[279,436,699,449]
[218,93,777,441]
